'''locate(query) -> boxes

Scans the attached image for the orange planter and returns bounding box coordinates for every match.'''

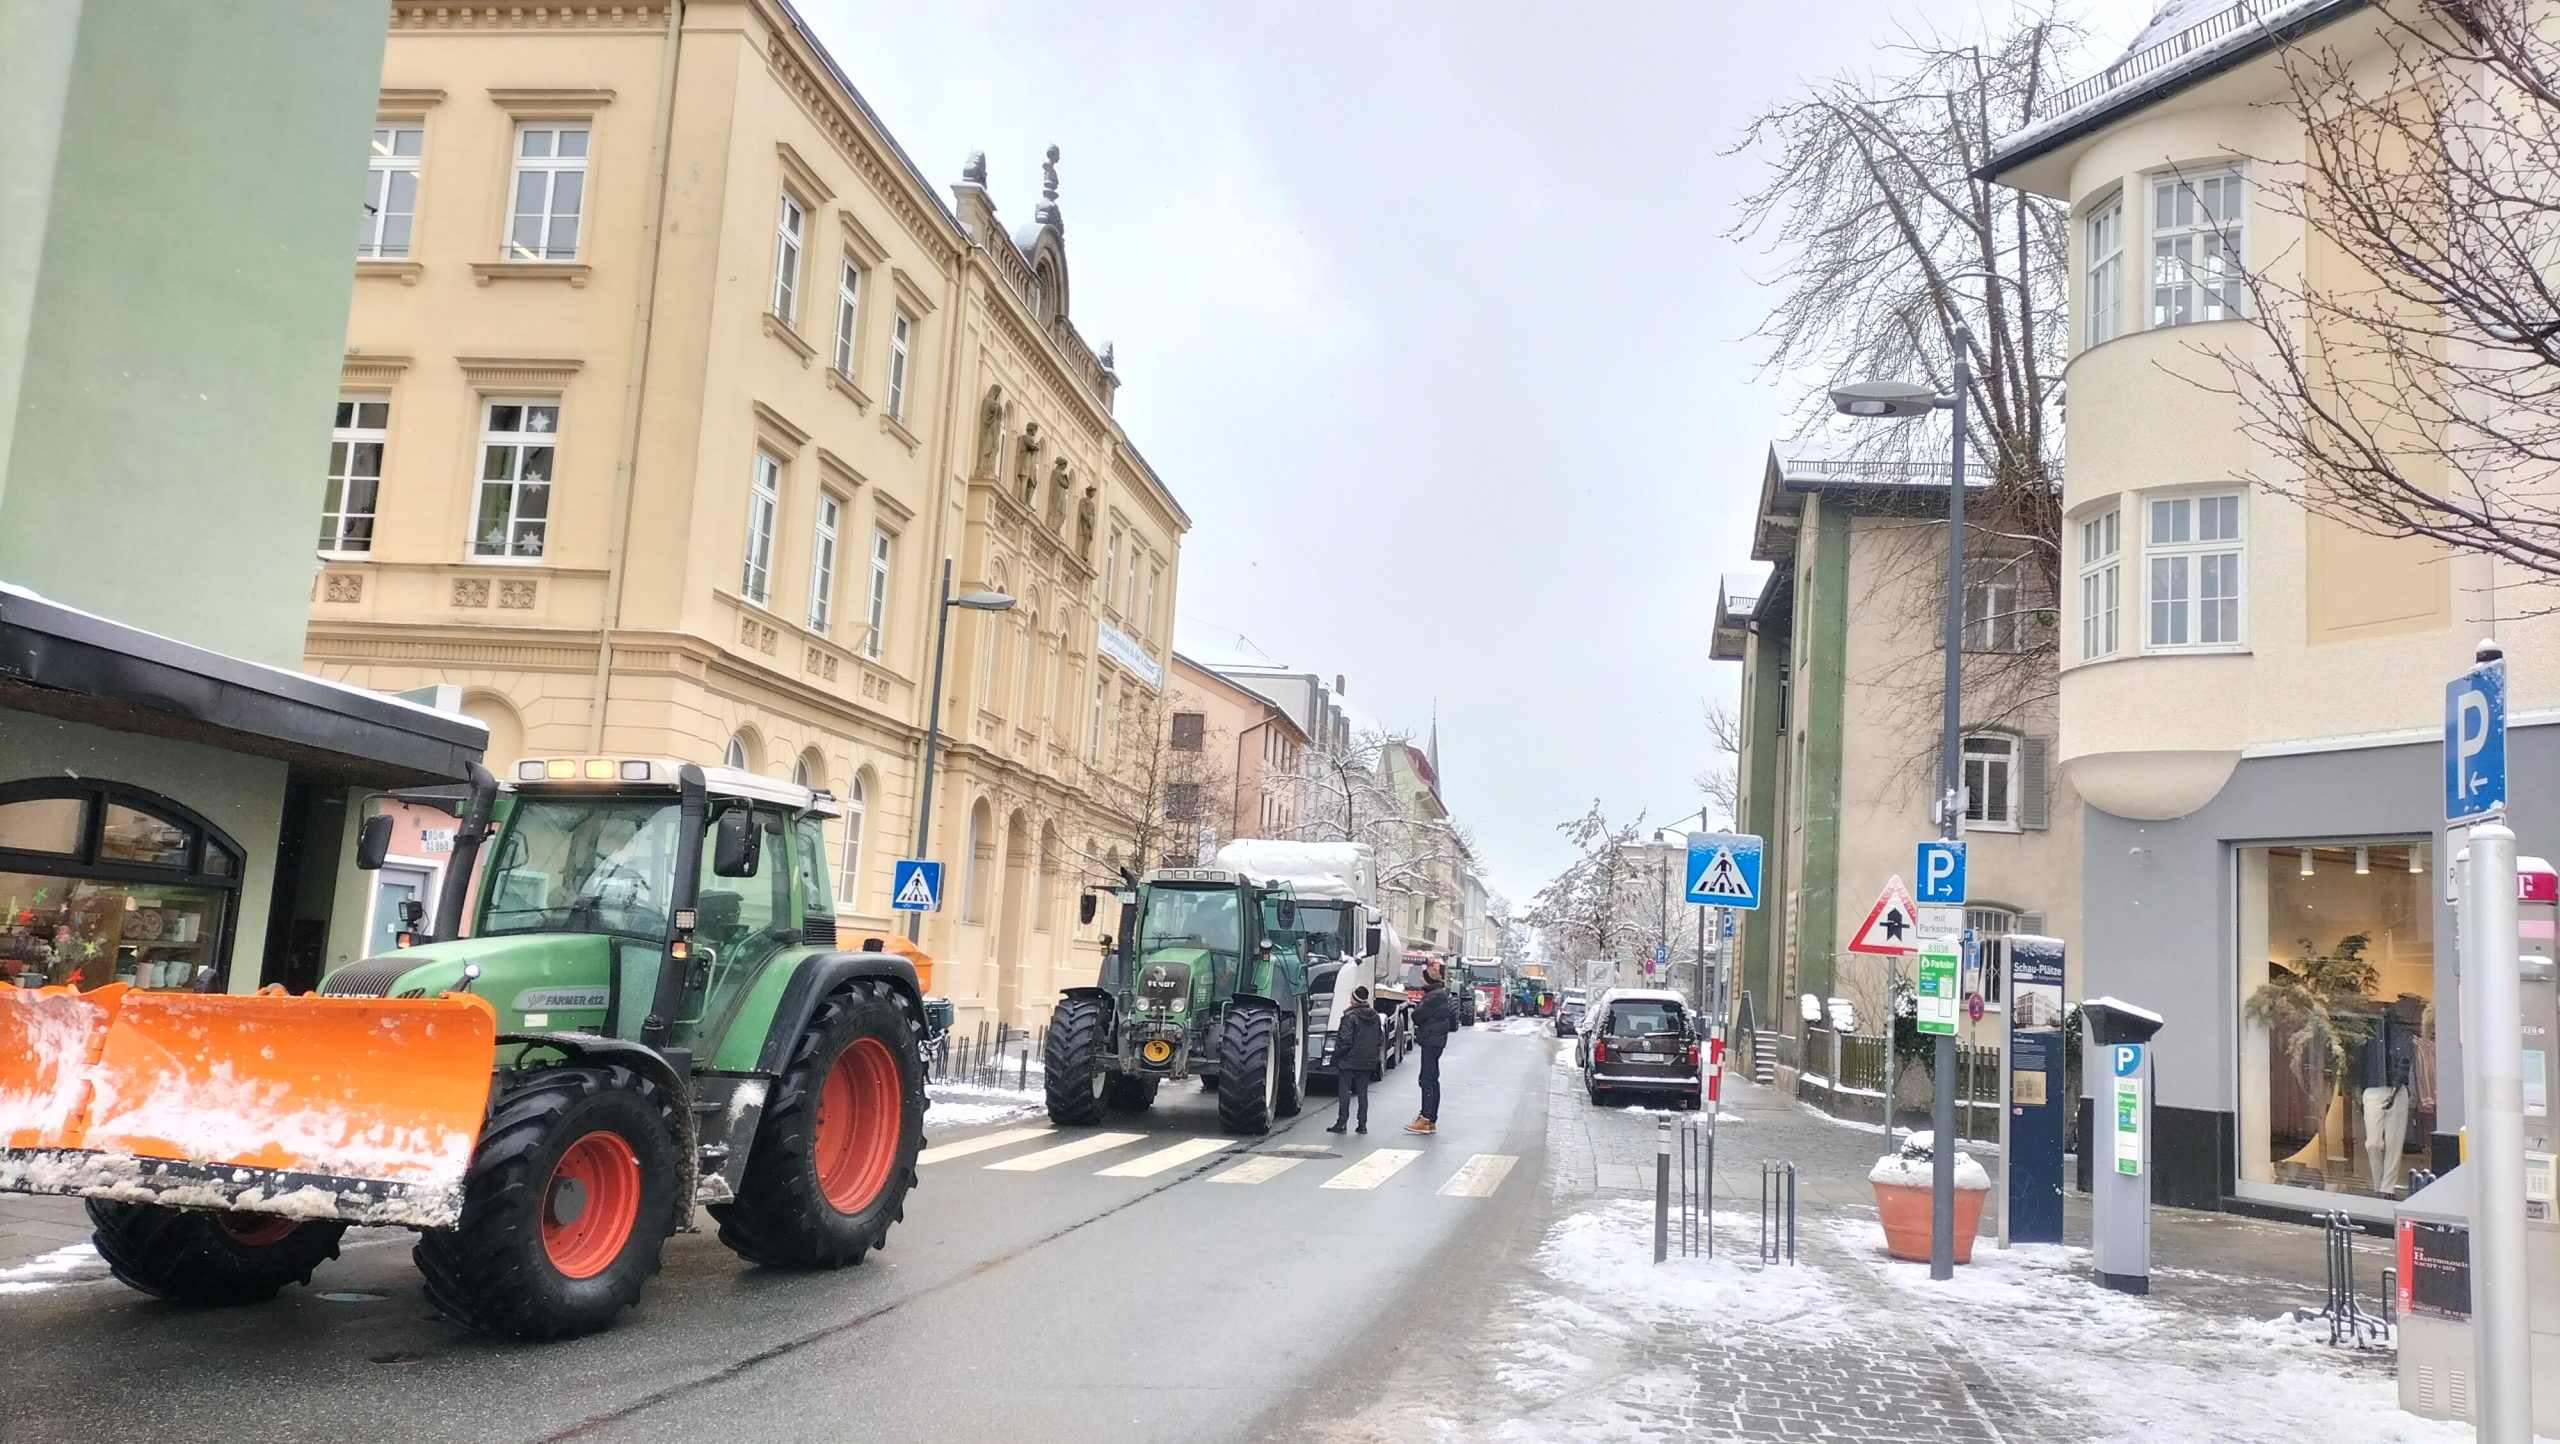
[1873,1179,1990,1264]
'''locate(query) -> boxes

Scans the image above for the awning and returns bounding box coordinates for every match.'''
[0,583,486,787]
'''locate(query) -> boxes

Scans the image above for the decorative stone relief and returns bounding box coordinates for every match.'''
[452,578,491,608]
[497,580,537,610]
[323,573,363,603]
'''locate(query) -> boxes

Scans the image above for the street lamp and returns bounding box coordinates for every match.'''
[908,558,1014,941]
[1831,322,1972,1284]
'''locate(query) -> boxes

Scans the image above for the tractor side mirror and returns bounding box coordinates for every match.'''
[355,814,394,871]
[1098,932,1115,952]
[1364,923,1383,958]
[1275,899,1297,929]
[712,808,761,877]
[1079,893,1099,925]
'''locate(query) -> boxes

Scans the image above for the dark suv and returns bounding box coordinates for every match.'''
[1580,989,1701,1109]
[1554,988,1585,1038]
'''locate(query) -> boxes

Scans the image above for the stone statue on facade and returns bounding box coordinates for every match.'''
[962,151,988,187]
[1076,484,1097,560]
[1014,422,1044,508]
[1047,460,1072,530]
[975,386,1005,479]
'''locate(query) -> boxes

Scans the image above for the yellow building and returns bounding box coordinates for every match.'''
[304,0,1186,1028]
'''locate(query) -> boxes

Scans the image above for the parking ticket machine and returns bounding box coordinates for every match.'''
[2398,856,2560,1428]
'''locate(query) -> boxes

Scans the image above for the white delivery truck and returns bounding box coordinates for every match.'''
[1211,839,1409,1089]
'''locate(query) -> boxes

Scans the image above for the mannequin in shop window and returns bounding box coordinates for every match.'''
[2356,994,2424,1193]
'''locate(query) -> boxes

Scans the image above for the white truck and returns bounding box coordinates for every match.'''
[1211,839,1409,1089]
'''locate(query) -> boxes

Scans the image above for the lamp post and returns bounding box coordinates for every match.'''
[908,557,1015,941]
[1831,323,1972,1283]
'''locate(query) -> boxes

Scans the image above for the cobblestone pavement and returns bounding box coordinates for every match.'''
[1316,1033,2408,1444]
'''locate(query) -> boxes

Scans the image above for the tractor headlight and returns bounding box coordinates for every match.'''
[1140,1038,1175,1065]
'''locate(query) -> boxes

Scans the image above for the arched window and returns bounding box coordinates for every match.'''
[0,780,245,993]
[1035,822,1061,931]
[1034,258,1057,320]
[791,753,815,790]
[1016,611,1038,727]
[837,769,870,908]
[723,732,752,771]
[964,799,992,923]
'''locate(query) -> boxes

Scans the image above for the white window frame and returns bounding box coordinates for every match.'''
[742,450,780,606]
[832,257,862,376]
[1145,565,1161,638]
[2077,507,2121,662]
[471,398,559,559]
[862,528,892,661]
[771,192,806,326]
[2149,167,2245,329]
[723,733,750,770]
[361,124,424,260]
[2085,191,2123,347]
[887,308,913,420]
[323,395,390,555]
[1962,733,2020,832]
[808,491,841,634]
[837,773,867,908]
[2144,491,2245,651]
[1962,558,2024,652]
[505,122,589,262]
[1089,675,1106,763]
[1104,529,1121,612]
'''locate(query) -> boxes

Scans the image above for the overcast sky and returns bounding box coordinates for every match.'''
[809,0,2163,901]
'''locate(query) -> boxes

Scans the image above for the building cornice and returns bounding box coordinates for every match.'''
[391,3,665,30]
[757,18,962,268]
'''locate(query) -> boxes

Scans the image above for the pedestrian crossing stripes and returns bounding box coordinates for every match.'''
[918,1125,1052,1166]
[1319,1148,1421,1190]
[1436,1153,1517,1198]
[984,1131,1147,1172]
[1206,1155,1306,1186]
[1096,1137,1236,1178]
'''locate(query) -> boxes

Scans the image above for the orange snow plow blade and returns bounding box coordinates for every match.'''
[0,984,497,1228]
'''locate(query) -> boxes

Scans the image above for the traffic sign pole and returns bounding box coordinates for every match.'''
[1928,335,1972,1285]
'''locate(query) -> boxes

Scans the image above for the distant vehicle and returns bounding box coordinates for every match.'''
[1554,987,1586,1038]
[1464,959,1503,1020]
[1208,841,1405,1089]
[1581,988,1702,1110]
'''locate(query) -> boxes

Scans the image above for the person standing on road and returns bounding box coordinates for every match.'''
[1407,961,1459,1135]
[1326,986,1383,1134]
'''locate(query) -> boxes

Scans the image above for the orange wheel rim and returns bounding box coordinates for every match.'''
[543,1130,641,1279]
[813,1036,901,1213]
[216,1213,298,1247]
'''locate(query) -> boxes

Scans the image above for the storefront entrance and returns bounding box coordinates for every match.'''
[0,780,244,993]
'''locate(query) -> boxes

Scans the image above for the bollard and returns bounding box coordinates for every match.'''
[1017,1035,1030,1092]
[1654,1118,1672,1264]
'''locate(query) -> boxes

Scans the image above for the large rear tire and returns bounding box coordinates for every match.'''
[414,1064,681,1340]
[712,980,924,1270]
[1043,995,1111,1126]
[1216,1001,1280,1136]
[86,1202,346,1306]
[1272,1006,1308,1119]
[1103,1073,1159,1112]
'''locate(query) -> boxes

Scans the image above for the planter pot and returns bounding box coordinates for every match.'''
[1872,1179,1990,1264]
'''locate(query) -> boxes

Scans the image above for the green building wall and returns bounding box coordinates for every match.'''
[0,0,390,666]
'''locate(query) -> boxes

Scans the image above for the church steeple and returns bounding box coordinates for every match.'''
[1428,704,1441,780]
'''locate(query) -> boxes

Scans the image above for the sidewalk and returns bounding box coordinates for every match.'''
[1388,1036,2463,1443]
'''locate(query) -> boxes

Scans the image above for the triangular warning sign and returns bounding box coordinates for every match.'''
[1848,875,1920,955]
[894,868,937,909]
[1692,848,1752,900]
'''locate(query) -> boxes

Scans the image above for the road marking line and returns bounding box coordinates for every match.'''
[1320,1148,1422,1190]
[984,1131,1148,1171]
[1096,1137,1236,1178]
[1437,1153,1519,1198]
[918,1126,1052,1166]
[1206,1155,1306,1185]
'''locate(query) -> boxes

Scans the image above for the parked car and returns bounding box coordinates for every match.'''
[1581,988,1701,1109]
[1554,988,1586,1038]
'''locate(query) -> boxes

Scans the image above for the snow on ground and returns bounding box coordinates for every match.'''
[1831,1218,2495,1444]
[0,1242,104,1296]
[926,1082,1044,1132]
[1540,1199,1854,1342]
[1496,1017,1557,1037]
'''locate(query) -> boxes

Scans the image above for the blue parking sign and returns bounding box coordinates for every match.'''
[1916,840,1967,905]
[2446,655,2508,823]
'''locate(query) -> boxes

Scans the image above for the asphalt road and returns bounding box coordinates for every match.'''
[0,1024,1555,1444]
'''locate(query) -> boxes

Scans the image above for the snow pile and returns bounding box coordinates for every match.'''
[1870,1132,1991,1191]
[0,1242,105,1297]
[1496,1017,1554,1036]
[1539,1200,1853,1341]
[927,1082,1044,1132]
[0,991,109,1138]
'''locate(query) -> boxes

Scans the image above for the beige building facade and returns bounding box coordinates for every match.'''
[1166,654,1310,855]
[304,0,1184,1028]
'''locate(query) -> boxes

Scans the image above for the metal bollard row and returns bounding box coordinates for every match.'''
[1760,1160,1797,1265]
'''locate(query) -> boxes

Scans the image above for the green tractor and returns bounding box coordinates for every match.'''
[0,754,936,1341]
[1043,866,1313,1134]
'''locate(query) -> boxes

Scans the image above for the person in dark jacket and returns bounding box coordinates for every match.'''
[1327,986,1384,1134]
[1407,962,1460,1134]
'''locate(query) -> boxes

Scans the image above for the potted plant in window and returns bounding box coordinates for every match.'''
[1870,1131,1992,1264]
[2244,933,2377,1181]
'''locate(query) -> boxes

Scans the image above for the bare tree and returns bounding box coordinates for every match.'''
[2207,0,2560,581]
[1697,698,1744,826]
[1089,686,1239,876]
[1728,14,2075,751]
[1528,802,1649,969]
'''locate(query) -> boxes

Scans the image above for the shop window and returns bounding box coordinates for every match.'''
[2237,841,2435,1213]
[0,782,243,994]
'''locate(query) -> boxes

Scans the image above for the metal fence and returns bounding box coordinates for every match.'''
[928,1019,1048,1093]
[1798,1029,2005,1139]
[2034,0,2274,122]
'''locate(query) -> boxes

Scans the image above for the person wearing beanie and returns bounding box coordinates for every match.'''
[1326,985,1384,1134]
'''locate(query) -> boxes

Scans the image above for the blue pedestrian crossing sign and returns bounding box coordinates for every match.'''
[2446,653,2508,823]
[891,858,944,912]
[1686,832,1763,909]
[1916,840,1967,905]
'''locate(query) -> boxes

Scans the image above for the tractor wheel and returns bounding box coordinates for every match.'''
[1103,1073,1159,1112]
[86,1202,346,1306]
[414,1063,681,1340]
[1216,1001,1281,1136]
[714,981,924,1270]
[1272,1007,1309,1120]
[1042,995,1112,1127]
